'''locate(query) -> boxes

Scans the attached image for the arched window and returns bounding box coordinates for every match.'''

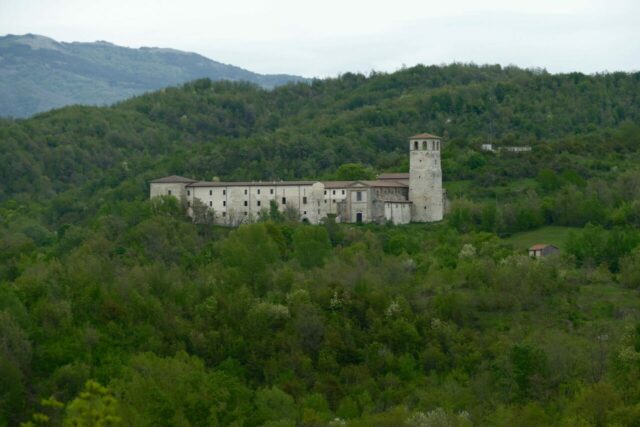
[414,141,418,150]
[422,141,427,150]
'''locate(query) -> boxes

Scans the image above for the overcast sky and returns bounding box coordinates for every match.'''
[1,0,638,77]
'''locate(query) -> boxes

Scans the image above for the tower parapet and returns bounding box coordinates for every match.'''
[408,133,443,222]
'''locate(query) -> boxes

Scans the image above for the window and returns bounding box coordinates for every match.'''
[244,189,248,195]
[324,200,327,204]
[257,189,261,195]
[342,190,345,195]
[414,141,418,150]
[332,190,336,195]
[168,190,172,195]
[187,190,191,196]
[187,201,191,207]
[303,196,308,204]
[244,212,247,216]
[422,141,427,150]
[257,201,261,207]
[270,189,274,194]
[324,190,327,195]
[223,201,226,206]
[244,201,248,206]
[209,201,212,207]
[209,190,212,196]
[282,197,286,205]
[356,191,362,201]
[223,190,226,195]
[304,211,307,215]
[222,212,226,217]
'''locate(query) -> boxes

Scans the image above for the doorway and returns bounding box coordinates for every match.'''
[356,212,363,223]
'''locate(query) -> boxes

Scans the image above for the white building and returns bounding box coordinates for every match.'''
[150,133,445,225]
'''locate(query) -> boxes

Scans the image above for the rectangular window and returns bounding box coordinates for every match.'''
[270,189,274,194]
[257,201,261,207]
[282,197,286,205]
[332,190,336,195]
[209,201,212,207]
[244,212,247,216]
[222,212,226,217]
[324,190,327,195]
[187,190,190,196]
[303,196,308,204]
[244,201,248,206]
[223,201,226,206]
[223,190,226,195]
[257,189,261,195]
[168,190,172,195]
[244,189,248,195]
[342,190,345,195]
[304,211,307,215]
[357,191,362,201]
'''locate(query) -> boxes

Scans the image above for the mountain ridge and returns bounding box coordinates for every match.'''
[0,33,309,117]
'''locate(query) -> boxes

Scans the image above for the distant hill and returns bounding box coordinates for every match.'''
[0,34,308,117]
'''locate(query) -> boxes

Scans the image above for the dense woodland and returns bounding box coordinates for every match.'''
[2,64,640,426]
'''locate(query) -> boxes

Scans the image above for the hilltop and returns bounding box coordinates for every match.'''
[0,34,307,117]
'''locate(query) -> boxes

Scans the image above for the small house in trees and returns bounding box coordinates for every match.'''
[528,244,559,258]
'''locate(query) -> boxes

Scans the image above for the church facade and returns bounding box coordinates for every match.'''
[150,133,445,225]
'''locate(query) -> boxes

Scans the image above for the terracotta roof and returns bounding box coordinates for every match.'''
[378,172,409,180]
[529,244,558,250]
[361,180,408,188]
[410,133,440,139]
[323,181,356,189]
[150,175,197,184]
[187,180,316,187]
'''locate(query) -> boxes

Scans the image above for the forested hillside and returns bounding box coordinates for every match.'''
[2,64,640,426]
[0,34,307,118]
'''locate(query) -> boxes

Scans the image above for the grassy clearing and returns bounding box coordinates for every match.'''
[503,226,578,251]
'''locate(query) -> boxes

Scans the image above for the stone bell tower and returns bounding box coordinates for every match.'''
[409,133,443,222]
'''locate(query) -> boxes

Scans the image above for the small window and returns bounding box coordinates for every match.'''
[303,196,308,204]
[187,190,191,196]
[342,190,345,195]
[244,189,248,195]
[257,201,261,207]
[209,201,212,207]
[244,212,247,216]
[257,189,261,195]
[422,141,427,150]
[332,190,336,195]
[209,190,212,196]
[223,201,226,206]
[270,189,274,194]
[356,191,362,201]
[282,197,286,205]
[223,190,226,195]
[168,190,172,195]
[244,201,248,206]
[187,201,191,207]
[304,211,307,215]
[222,212,226,217]
[324,190,327,195]
[324,200,327,204]
[414,141,418,150]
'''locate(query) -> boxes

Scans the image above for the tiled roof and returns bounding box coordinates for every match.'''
[529,244,558,250]
[378,172,409,180]
[410,133,440,139]
[187,180,316,187]
[150,175,197,184]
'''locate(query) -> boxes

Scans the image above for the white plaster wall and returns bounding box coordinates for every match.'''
[150,183,188,200]
[384,203,412,224]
